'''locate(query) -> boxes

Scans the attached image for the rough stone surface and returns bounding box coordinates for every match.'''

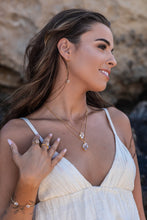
[129,101,147,217]
[0,0,147,101]
[0,0,147,216]
[130,101,147,155]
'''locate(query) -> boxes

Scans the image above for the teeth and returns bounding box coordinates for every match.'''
[99,70,109,77]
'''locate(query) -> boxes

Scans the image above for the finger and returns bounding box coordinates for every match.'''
[48,138,61,158]
[7,139,20,162]
[32,135,40,147]
[52,148,67,167]
[41,133,53,150]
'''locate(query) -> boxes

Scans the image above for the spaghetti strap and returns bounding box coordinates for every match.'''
[21,117,43,143]
[103,108,117,137]
[21,109,117,145]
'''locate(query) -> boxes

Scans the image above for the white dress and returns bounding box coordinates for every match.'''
[21,108,140,220]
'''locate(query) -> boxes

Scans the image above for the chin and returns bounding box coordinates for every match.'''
[92,84,107,92]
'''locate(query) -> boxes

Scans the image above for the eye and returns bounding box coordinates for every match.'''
[111,49,114,54]
[98,44,107,50]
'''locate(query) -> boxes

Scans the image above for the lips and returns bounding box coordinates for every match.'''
[99,69,110,79]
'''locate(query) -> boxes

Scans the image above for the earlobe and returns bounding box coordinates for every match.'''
[57,38,71,61]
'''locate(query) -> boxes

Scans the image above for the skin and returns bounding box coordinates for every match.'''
[0,22,146,219]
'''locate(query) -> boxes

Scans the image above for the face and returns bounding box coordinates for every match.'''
[68,22,117,92]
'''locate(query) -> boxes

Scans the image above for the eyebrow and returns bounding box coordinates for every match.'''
[95,38,114,51]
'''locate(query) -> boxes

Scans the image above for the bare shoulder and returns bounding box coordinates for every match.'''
[107,106,130,124]
[106,106,133,150]
[1,118,25,131]
[0,118,24,161]
[1,119,25,142]
[0,119,33,154]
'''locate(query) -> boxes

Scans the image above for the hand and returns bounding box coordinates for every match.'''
[7,134,67,187]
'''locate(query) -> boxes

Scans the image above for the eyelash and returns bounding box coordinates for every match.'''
[98,44,114,54]
[98,44,107,50]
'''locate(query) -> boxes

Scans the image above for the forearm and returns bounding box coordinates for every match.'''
[1,204,34,220]
[138,209,146,220]
[1,179,39,220]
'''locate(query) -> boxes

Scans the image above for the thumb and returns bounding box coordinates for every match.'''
[7,139,20,162]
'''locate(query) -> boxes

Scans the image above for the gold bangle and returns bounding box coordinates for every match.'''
[11,197,35,208]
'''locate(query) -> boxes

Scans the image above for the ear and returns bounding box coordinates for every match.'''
[57,38,73,61]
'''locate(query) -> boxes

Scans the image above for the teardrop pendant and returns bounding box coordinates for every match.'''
[82,142,88,151]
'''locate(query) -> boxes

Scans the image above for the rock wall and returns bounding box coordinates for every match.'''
[0,0,147,104]
[0,0,147,105]
[0,0,147,216]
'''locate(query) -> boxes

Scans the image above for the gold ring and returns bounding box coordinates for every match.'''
[41,143,50,150]
[32,139,40,145]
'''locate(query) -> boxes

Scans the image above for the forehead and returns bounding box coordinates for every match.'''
[80,23,114,47]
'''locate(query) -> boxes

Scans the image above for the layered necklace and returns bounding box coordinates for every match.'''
[45,105,89,151]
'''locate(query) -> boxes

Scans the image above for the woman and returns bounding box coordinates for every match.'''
[0,8,145,220]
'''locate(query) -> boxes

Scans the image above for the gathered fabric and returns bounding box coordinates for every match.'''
[21,108,140,220]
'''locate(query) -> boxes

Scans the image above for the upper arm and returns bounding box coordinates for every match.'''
[108,107,146,219]
[0,121,20,216]
[0,119,33,217]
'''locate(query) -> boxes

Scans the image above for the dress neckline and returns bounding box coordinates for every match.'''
[21,108,119,187]
[51,108,118,187]
[54,135,117,188]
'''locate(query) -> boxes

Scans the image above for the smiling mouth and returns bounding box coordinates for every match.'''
[99,69,110,79]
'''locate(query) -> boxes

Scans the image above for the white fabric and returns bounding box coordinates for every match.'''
[21,109,140,220]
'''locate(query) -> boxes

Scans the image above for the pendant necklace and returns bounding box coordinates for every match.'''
[45,105,89,151]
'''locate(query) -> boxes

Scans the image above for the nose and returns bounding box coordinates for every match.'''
[106,55,117,68]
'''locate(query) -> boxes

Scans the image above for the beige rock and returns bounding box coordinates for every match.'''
[0,0,147,105]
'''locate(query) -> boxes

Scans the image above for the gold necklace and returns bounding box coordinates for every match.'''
[45,105,89,151]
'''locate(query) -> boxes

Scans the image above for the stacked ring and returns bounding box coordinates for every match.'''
[32,139,40,145]
[41,143,50,150]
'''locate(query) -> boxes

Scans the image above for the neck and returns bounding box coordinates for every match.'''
[45,81,88,122]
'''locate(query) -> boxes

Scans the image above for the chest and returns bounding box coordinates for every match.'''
[38,120,116,186]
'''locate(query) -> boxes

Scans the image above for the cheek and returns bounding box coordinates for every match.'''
[73,47,101,73]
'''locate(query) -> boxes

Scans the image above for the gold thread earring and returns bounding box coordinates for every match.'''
[66,68,70,83]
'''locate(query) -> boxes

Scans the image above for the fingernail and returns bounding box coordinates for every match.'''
[57,138,61,142]
[8,139,13,146]
[49,133,53,137]
[63,148,67,153]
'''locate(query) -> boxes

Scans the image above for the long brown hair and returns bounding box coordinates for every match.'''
[1,8,112,127]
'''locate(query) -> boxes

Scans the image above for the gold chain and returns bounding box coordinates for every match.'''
[45,105,87,139]
[45,105,89,151]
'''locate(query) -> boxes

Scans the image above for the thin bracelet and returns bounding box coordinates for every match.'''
[11,197,35,208]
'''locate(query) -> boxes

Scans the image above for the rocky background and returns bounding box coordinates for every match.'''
[0,0,147,216]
